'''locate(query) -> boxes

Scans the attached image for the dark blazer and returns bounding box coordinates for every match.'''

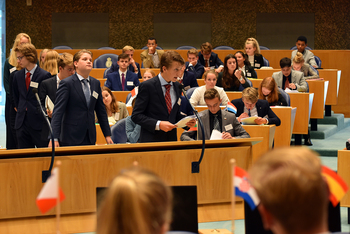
[105,70,140,91]
[182,71,199,90]
[198,52,224,68]
[245,54,264,69]
[39,76,58,107]
[51,74,111,146]
[231,98,281,126]
[185,61,205,79]
[244,65,258,78]
[131,75,185,142]
[106,62,141,78]
[12,67,51,130]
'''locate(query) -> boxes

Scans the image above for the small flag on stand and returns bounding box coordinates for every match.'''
[225,102,237,114]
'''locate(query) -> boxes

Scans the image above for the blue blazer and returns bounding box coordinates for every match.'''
[131,76,185,142]
[182,71,199,90]
[106,62,141,78]
[185,61,205,79]
[105,70,140,91]
[231,98,281,126]
[51,74,111,146]
[12,67,51,130]
[198,52,224,68]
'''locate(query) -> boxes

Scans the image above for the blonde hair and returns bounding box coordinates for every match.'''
[258,77,279,104]
[57,52,73,69]
[242,87,258,103]
[203,70,218,80]
[249,147,328,234]
[9,33,31,67]
[245,38,261,55]
[122,45,135,53]
[43,50,59,75]
[97,167,172,234]
[292,51,305,64]
[144,69,156,77]
[39,49,51,68]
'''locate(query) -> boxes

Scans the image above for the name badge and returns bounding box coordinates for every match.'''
[115,112,119,120]
[247,72,251,77]
[177,98,181,106]
[255,63,260,68]
[10,67,16,73]
[225,124,233,131]
[92,91,98,99]
[127,81,133,86]
[30,81,38,88]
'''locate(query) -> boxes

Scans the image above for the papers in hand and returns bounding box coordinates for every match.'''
[210,129,222,140]
[45,95,54,112]
[175,115,197,128]
[241,116,258,125]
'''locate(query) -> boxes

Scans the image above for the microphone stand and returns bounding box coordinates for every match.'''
[179,85,205,173]
[33,88,55,183]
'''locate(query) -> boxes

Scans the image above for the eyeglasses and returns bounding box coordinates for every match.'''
[17,56,24,61]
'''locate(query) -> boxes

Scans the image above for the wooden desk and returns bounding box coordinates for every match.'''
[289,93,314,134]
[112,91,131,103]
[337,150,350,207]
[307,80,328,119]
[248,78,263,88]
[90,68,106,78]
[271,107,297,148]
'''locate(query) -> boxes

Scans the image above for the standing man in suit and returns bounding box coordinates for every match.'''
[232,87,281,126]
[131,51,196,142]
[272,57,307,92]
[12,43,52,148]
[185,49,205,79]
[105,53,140,91]
[181,88,249,141]
[105,45,141,78]
[177,65,198,91]
[198,42,224,73]
[50,50,113,147]
[140,37,164,68]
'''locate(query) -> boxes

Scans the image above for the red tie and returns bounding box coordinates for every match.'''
[284,77,290,90]
[121,73,125,91]
[164,84,172,114]
[26,72,31,90]
[205,59,209,67]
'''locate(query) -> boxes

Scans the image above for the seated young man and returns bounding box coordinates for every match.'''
[177,65,198,91]
[105,53,139,91]
[232,87,281,126]
[181,88,250,141]
[198,42,224,73]
[249,147,330,234]
[291,36,318,68]
[106,45,141,78]
[272,57,307,92]
[185,49,205,79]
[140,37,164,68]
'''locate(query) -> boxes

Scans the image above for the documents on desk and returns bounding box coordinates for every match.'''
[241,116,258,125]
[210,129,222,140]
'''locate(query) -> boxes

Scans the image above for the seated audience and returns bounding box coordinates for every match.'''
[258,77,288,106]
[42,50,59,76]
[249,147,329,234]
[292,52,319,79]
[232,87,281,126]
[185,49,205,79]
[217,54,250,91]
[126,98,141,143]
[39,48,50,68]
[197,42,224,73]
[97,166,172,234]
[140,37,164,68]
[99,86,128,125]
[126,69,156,106]
[105,53,140,91]
[272,57,307,92]
[244,38,265,69]
[106,45,141,78]
[291,36,318,68]
[190,70,229,106]
[178,64,198,90]
[181,88,250,141]
[234,51,257,78]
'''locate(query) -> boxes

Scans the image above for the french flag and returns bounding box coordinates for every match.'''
[36,167,66,214]
[225,101,237,114]
[234,167,260,210]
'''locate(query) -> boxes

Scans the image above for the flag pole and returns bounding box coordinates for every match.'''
[56,160,62,234]
[230,158,236,234]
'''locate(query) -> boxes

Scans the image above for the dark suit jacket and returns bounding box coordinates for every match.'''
[39,76,58,107]
[12,66,51,130]
[198,52,224,68]
[51,74,111,146]
[244,65,258,78]
[106,62,141,78]
[131,75,185,142]
[105,70,140,91]
[245,54,264,69]
[182,71,199,90]
[231,98,281,126]
[185,61,205,79]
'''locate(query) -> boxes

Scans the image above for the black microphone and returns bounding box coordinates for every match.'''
[32,88,55,183]
[179,84,205,173]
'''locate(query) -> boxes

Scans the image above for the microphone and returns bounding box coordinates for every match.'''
[32,88,55,183]
[179,84,205,173]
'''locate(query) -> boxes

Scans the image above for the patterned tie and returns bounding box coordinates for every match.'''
[81,79,91,107]
[26,72,31,90]
[284,77,290,90]
[121,73,125,91]
[213,114,221,132]
[205,59,209,67]
[164,84,172,114]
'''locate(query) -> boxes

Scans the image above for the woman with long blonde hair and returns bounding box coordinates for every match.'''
[292,52,319,79]
[244,37,265,69]
[39,48,50,68]
[42,50,59,76]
